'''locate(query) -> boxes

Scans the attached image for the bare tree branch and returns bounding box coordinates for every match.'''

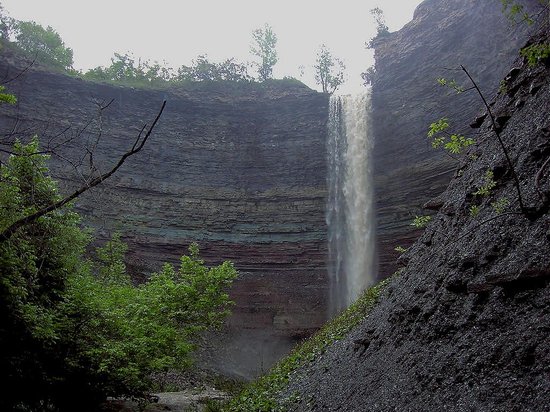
[0,58,35,85]
[460,65,527,214]
[0,100,166,242]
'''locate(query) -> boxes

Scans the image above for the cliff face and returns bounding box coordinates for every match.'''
[281,33,550,412]
[0,0,539,379]
[0,50,328,377]
[371,0,535,278]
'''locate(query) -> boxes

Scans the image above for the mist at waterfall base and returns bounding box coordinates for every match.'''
[327,93,376,316]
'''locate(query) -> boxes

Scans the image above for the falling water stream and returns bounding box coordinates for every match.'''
[327,93,375,316]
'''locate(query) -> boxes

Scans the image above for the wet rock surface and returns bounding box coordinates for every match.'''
[282,36,550,411]
[371,0,536,279]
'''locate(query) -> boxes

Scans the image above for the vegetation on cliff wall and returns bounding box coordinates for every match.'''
[0,124,237,408]
[224,278,390,411]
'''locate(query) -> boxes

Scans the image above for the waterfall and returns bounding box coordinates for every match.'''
[326,93,375,316]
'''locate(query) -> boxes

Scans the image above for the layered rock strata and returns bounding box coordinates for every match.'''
[371,0,536,278]
[0,49,328,377]
[283,33,550,412]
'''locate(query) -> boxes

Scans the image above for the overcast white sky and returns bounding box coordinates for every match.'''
[2,0,423,93]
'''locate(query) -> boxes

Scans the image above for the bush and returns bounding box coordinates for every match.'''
[0,139,237,410]
[13,20,73,70]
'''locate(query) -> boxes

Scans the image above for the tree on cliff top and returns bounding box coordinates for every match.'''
[250,23,278,81]
[176,54,251,82]
[0,2,11,39]
[84,52,174,84]
[314,44,346,94]
[366,7,390,49]
[12,20,74,71]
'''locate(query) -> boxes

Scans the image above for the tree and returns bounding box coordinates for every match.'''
[84,52,175,85]
[0,2,13,39]
[366,7,390,49]
[0,139,238,410]
[13,20,73,70]
[0,138,93,410]
[250,23,278,81]
[59,238,237,404]
[176,54,251,82]
[314,44,346,94]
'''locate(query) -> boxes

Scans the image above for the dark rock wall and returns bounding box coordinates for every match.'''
[284,33,550,412]
[372,0,535,278]
[0,0,539,379]
[0,49,329,377]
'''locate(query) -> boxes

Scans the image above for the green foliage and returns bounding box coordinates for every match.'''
[83,52,174,85]
[13,20,73,70]
[473,170,497,196]
[176,55,251,82]
[437,77,465,93]
[225,279,390,412]
[394,245,408,253]
[501,1,550,66]
[250,24,278,81]
[0,138,91,410]
[366,7,390,48]
[469,204,481,217]
[520,43,550,66]
[0,140,237,409]
[0,2,13,39]
[314,44,345,94]
[445,134,475,154]
[491,197,510,214]
[0,85,16,104]
[427,118,474,154]
[63,241,237,400]
[428,118,450,150]
[411,215,432,228]
[501,0,535,24]
[96,232,130,284]
[84,53,251,86]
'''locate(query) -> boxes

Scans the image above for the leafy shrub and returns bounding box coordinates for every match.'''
[520,43,550,66]
[473,170,497,196]
[13,20,74,70]
[0,139,237,410]
[469,205,481,217]
[491,197,510,214]
[428,117,474,154]
[410,215,432,228]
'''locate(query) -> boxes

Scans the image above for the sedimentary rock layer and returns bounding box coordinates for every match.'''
[0,49,328,376]
[284,30,550,412]
[371,0,535,278]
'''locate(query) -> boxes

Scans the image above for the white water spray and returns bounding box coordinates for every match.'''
[327,93,375,316]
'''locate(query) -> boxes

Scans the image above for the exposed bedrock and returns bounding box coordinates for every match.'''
[0,0,539,378]
[0,51,328,376]
[371,0,535,278]
[282,39,550,411]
